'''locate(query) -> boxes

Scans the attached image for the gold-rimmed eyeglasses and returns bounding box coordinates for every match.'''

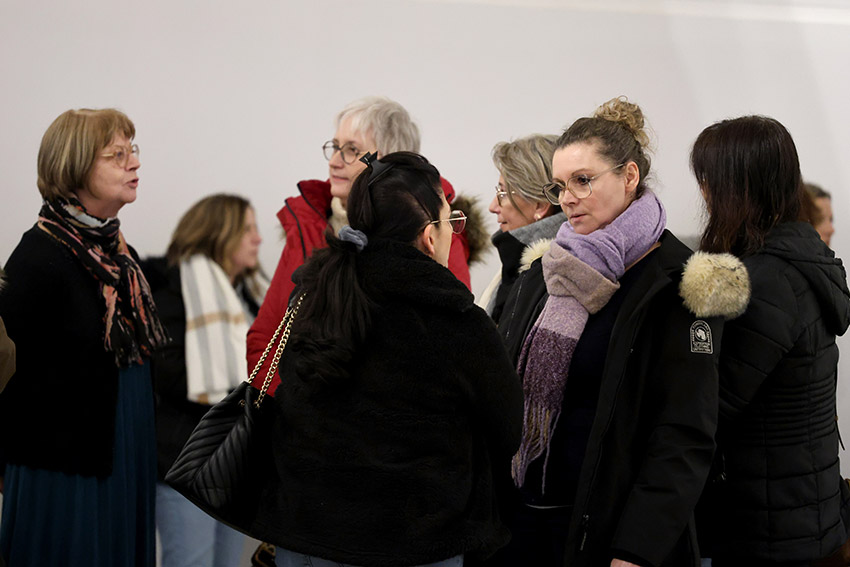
[429,210,467,234]
[542,163,625,205]
[101,144,139,168]
[323,141,366,165]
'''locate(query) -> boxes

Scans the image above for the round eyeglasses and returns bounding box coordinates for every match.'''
[323,141,365,165]
[429,210,467,234]
[100,144,139,168]
[494,184,514,206]
[542,163,625,205]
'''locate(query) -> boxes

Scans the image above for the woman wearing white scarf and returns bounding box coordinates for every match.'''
[141,194,268,567]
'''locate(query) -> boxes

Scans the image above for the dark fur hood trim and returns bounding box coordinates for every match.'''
[451,194,489,265]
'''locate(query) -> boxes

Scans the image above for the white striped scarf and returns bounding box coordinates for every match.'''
[180,254,268,404]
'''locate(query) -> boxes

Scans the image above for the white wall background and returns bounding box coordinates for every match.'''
[1,0,849,469]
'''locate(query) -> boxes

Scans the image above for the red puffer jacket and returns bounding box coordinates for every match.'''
[246,178,471,389]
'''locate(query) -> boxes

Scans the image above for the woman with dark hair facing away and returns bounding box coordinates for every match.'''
[141,194,268,567]
[692,116,850,566]
[253,151,523,567]
[478,134,565,324]
[0,108,167,566]
[488,97,749,567]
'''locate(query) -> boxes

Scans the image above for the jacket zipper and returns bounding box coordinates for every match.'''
[575,275,668,555]
[579,514,590,551]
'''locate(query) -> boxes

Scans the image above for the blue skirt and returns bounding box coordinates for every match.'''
[0,361,157,566]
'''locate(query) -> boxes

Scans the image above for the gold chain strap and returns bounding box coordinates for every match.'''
[246,293,306,408]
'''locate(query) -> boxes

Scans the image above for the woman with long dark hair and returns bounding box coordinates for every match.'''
[254,151,523,567]
[692,115,850,566]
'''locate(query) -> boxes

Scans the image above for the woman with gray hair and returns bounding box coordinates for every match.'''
[479,134,565,325]
[247,96,479,427]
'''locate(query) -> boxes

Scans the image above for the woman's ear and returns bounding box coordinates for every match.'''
[623,162,640,195]
[417,223,437,259]
[533,200,554,220]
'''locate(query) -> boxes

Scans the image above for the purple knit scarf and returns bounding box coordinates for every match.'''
[512,192,666,490]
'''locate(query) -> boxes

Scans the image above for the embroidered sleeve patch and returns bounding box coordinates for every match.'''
[690,320,713,354]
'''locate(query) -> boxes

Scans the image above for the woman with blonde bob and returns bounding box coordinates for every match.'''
[0,108,167,566]
[479,134,565,325]
[142,194,268,567]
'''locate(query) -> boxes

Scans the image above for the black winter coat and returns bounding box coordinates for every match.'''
[498,231,730,567]
[700,222,850,562]
[0,227,143,477]
[256,240,524,567]
[140,257,261,480]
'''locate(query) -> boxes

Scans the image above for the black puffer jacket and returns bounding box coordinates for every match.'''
[701,222,850,562]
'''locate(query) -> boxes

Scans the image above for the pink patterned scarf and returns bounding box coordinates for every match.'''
[38,197,168,367]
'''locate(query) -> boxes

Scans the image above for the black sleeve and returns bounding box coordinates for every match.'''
[458,307,524,461]
[716,262,800,424]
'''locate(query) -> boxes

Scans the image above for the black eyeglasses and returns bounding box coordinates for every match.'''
[429,210,467,234]
[542,163,625,205]
[323,141,365,165]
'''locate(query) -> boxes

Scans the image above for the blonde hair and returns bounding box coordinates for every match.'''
[37,108,135,201]
[166,194,258,283]
[336,96,421,155]
[557,96,653,197]
[492,134,558,218]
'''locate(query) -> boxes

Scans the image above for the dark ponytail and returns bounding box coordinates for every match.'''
[291,151,443,384]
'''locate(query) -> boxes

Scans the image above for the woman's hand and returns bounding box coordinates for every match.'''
[611,560,641,567]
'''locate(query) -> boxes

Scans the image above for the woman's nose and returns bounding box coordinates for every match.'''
[489,195,500,214]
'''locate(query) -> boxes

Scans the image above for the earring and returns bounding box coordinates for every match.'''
[534,213,542,221]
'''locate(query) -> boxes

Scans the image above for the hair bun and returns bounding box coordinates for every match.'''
[594,96,650,149]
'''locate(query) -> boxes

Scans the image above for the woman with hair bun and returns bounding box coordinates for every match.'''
[257,151,523,567]
[489,98,749,567]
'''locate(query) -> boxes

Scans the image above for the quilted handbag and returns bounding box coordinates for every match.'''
[164,294,304,532]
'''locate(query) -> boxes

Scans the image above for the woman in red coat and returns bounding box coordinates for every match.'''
[247,96,474,387]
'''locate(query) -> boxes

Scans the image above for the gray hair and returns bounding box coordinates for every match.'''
[335,96,421,155]
[492,134,558,205]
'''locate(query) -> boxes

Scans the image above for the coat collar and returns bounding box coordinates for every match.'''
[357,239,474,313]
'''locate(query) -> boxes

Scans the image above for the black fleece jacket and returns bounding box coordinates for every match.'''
[700,222,850,562]
[254,240,524,567]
